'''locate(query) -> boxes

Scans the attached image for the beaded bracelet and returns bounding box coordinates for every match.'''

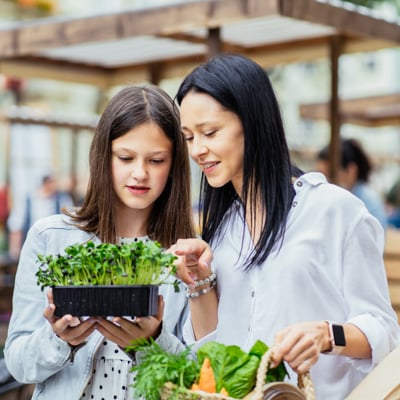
[186,279,217,298]
[193,272,217,288]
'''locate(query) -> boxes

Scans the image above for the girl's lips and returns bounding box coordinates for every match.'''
[127,185,150,194]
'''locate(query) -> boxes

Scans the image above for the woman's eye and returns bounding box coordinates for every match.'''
[204,130,216,137]
[183,135,193,142]
[150,159,165,164]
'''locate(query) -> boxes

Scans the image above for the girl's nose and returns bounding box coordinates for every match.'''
[131,162,148,180]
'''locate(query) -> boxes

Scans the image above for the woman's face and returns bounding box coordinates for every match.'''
[180,91,244,194]
[111,121,172,213]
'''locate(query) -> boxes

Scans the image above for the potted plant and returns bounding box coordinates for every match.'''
[35,240,178,317]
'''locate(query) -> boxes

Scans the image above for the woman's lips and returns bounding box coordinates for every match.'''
[201,162,219,174]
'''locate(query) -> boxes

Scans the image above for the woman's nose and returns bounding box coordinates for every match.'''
[190,139,208,159]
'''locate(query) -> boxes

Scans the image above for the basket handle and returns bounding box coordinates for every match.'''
[251,349,316,400]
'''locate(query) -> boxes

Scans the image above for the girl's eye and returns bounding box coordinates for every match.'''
[150,159,165,164]
[118,155,132,161]
[204,130,216,137]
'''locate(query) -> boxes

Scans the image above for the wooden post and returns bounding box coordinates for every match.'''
[328,35,342,183]
[207,27,222,59]
[149,62,162,85]
[70,129,79,205]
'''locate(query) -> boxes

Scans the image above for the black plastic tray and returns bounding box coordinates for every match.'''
[52,285,159,317]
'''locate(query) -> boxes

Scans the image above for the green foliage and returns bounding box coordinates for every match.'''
[197,340,287,398]
[345,0,382,7]
[36,240,178,289]
[127,339,199,400]
[128,339,287,400]
[344,0,400,12]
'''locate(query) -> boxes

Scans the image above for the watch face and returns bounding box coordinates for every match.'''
[332,324,346,346]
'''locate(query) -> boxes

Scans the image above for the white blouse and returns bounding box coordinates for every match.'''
[185,172,400,400]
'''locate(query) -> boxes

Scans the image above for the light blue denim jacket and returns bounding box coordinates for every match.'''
[4,214,187,399]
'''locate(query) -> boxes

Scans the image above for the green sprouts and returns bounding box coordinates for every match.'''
[36,240,178,290]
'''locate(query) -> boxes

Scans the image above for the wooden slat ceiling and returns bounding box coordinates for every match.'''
[0,0,400,88]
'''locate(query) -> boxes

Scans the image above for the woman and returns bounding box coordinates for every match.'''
[170,54,400,399]
[5,84,195,399]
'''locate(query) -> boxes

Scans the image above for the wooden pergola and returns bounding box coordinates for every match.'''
[1,0,400,179]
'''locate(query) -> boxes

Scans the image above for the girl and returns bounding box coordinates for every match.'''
[5,84,195,399]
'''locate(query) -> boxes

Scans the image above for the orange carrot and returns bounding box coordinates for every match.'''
[191,383,201,391]
[196,358,216,393]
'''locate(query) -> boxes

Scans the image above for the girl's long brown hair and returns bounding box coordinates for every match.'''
[66,84,196,247]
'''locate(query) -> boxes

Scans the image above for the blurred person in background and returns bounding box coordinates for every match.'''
[316,138,387,230]
[386,178,400,229]
[7,174,74,260]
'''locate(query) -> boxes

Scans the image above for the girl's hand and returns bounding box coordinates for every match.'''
[94,295,165,348]
[44,289,96,346]
[168,238,213,287]
[271,321,331,374]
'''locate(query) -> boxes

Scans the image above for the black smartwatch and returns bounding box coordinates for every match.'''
[324,321,346,354]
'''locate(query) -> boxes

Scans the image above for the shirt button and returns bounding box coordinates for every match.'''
[292,201,298,207]
[296,181,303,187]
[251,290,255,297]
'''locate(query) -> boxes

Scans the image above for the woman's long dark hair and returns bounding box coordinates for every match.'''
[176,54,301,268]
[67,84,196,247]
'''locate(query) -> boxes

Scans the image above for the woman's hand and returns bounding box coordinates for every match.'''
[43,289,96,346]
[94,295,165,348]
[168,238,213,287]
[271,321,331,374]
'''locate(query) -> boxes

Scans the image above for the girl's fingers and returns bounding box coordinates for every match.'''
[46,288,54,305]
[43,303,57,323]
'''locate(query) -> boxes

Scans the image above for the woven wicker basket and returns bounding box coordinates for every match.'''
[161,349,315,400]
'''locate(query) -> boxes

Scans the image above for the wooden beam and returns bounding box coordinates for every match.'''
[0,58,123,88]
[281,0,400,43]
[299,93,400,127]
[0,109,97,131]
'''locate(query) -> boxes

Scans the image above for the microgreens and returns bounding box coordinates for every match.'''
[36,240,179,290]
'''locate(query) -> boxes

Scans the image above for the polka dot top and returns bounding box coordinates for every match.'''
[80,236,150,400]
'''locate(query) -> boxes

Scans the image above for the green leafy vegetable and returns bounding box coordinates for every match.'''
[197,340,287,398]
[36,240,178,290]
[128,339,287,399]
[127,339,199,400]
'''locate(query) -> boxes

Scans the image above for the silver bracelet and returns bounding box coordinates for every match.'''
[186,280,217,298]
[193,272,216,288]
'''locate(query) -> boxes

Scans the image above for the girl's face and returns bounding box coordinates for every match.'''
[112,121,173,213]
[180,91,244,194]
